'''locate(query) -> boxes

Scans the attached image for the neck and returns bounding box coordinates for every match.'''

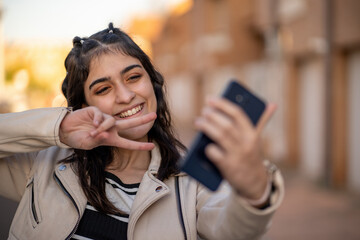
[106,136,151,172]
[108,148,151,172]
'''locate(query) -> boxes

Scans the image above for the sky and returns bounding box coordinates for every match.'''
[1,0,183,44]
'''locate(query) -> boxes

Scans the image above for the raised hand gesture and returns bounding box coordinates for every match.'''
[59,106,156,151]
[195,97,277,201]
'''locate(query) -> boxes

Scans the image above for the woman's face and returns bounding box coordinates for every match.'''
[83,52,157,141]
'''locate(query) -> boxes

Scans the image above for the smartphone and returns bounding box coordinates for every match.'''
[180,80,266,191]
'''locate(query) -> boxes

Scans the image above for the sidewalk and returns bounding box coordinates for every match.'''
[264,167,360,240]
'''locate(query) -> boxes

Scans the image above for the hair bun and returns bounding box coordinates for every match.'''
[73,36,83,47]
[108,22,114,30]
[108,22,115,33]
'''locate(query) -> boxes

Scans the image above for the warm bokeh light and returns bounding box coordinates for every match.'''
[1,0,360,239]
[127,15,165,58]
[1,42,70,111]
[0,0,189,112]
[170,0,193,16]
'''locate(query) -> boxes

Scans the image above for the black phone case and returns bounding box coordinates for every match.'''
[180,80,266,191]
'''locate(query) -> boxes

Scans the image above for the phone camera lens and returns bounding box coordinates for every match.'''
[236,94,244,103]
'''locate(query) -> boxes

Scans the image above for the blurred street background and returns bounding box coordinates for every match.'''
[1,0,360,239]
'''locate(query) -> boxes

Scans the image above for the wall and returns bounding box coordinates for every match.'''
[298,58,326,180]
[347,50,360,191]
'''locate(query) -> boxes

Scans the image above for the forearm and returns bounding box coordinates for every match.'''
[0,107,70,158]
[197,170,284,240]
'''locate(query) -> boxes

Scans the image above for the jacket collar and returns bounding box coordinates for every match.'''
[52,144,183,214]
[148,144,162,175]
[148,144,187,177]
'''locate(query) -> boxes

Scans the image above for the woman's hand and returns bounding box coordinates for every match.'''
[195,97,276,200]
[59,106,156,151]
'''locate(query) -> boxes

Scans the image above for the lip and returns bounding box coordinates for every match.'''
[114,103,144,119]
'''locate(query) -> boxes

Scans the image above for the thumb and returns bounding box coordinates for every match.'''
[256,103,277,134]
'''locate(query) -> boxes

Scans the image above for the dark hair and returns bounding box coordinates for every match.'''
[62,23,186,215]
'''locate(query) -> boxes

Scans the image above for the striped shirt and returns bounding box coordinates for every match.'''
[71,172,139,240]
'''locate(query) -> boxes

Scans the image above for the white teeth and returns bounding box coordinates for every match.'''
[119,105,142,118]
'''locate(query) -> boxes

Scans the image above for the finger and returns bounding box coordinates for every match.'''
[115,112,157,130]
[201,106,238,142]
[103,135,155,151]
[256,103,277,134]
[194,116,233,149]
[204,143,225,164]
[204,143,234,177]
[116,139,155,151]
[207,97,253,129]
[91,108,104,127]
[90,115,116,137]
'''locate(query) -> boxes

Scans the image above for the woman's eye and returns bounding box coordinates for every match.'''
[128,74,141,81]
[95,87,109,95]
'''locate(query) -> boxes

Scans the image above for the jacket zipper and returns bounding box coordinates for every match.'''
[54,174,81,240]
[31,182,40,224]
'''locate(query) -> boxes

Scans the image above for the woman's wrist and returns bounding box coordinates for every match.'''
[59,107,73,145]
[241,160,277,208]
[242,175,272,208]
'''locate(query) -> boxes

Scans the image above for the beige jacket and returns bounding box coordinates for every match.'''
[0,108,284,240]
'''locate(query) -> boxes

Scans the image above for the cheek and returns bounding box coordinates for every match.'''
[95,99,113,113]
[148,88,157,112]
[84,94,113,113]
[138,81,157,110]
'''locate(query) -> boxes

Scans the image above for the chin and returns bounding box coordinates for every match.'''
[118,121,155,142]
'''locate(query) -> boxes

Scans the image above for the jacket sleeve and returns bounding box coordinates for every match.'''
[196,169,284,240]
[0,107,70,158]
[0,107,70,201]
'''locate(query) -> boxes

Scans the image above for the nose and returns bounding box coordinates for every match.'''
[115,83,135,103]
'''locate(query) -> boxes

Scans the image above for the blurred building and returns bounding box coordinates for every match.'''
[151,0,360,192]
[0,0,5,88]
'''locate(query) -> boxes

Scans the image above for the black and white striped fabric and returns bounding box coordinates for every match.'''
[71,172,139,240]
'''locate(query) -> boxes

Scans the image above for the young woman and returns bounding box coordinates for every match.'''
[0,23,284,240]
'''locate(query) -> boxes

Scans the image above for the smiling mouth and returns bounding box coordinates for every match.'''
[118,104,143,118]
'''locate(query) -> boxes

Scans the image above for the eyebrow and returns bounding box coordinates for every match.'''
[88,64,143,90]
[121,64,142,75]
[89,77,109,90]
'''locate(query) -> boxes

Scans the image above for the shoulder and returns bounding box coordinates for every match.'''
[33,146,74,172]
